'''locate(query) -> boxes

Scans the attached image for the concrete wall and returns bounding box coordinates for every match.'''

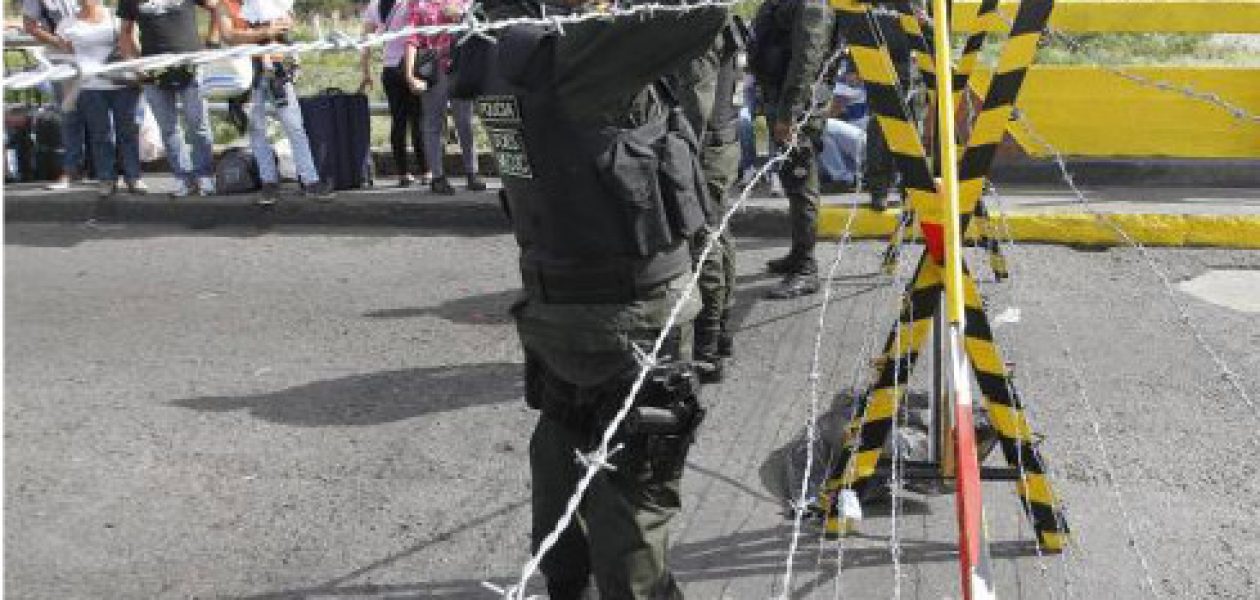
[972,66,1260,158]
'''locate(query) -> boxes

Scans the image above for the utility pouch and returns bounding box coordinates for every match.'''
[596,120,675,258]
[657,108,711,233]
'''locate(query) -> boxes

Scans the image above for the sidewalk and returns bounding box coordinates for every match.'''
[4,176,1259,248]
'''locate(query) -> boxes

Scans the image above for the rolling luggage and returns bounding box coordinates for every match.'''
[298,88,373,190]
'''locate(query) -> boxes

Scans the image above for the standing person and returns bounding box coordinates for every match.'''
[819,60,867,190]
[62,0,146,197]
[749,0,837,299]
[404,0,484,195]
[665,17,746,382]
[117,0,218,198]
[216,0,334,203]
[467,0,727,596]
[22,0,89,189]
[360,0,430,187]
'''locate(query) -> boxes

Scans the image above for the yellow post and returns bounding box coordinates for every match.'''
[932,0,966,327]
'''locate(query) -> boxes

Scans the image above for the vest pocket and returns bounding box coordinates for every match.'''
[597,130,675,258]
[657,129,708,238]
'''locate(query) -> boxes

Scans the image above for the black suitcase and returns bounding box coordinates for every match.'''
[4,105,63,182]
[298,88,373,190]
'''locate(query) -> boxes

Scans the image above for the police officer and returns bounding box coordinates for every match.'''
[749,0,837,299]
[664,17,747,382]
[462,0,727,596]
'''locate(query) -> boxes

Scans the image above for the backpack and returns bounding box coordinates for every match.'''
[214,147,261,194]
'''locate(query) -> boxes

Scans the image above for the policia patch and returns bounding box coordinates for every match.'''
[476,95,534,179]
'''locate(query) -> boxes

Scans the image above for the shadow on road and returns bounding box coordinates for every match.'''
[363,289,518,326]
[171,362,523,426]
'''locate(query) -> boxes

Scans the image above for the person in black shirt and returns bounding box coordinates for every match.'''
[117,0,219,197]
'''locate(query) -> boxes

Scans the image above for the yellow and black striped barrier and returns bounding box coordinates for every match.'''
[822,0,1069,553]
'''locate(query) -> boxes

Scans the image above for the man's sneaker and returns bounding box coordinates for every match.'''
[738,169,757,189]
[45,177,71,191]
[97,181,117,198]
[870,189,888,211]
[766,271,821,300]
[431,176,455,195]
[125,179,149,194]
[769,172,784,197]
[466,175,487,192]
[197,176,217,197]
[256,182,281,206]
[171,179,193,198]
[302,179,336,201]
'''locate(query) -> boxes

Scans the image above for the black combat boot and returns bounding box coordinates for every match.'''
[716,314,734,358]
[870,188,888,211]
[766,252,809,275]
[766,258,820,300]
[693,324,725,383]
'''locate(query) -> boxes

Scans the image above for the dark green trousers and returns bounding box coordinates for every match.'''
[693,141,740,330]
[781,136,821,268]
[531,413,684,599]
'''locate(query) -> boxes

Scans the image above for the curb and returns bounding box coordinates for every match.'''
[817,207,1260,249]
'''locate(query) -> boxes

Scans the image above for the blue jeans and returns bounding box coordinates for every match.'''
[52,80,87,175]
[248,77,319,185]
[78,88,143,182]
[737,106,757,175]
[144,81,214,181]
[819,117,867,184]
[420,73,477,178]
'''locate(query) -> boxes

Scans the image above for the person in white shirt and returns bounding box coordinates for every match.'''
[217,0,333,203]
[22,0,90,189]
[61,0,148,196]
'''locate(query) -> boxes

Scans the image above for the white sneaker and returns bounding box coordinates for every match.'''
[769,172,784,197]
[738,169,757,189]
[197,177,216,197]
[171,179,193,198]
[45,177,71,190]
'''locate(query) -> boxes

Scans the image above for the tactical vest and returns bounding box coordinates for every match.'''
[748,0,798,91]
[470,25,710,305]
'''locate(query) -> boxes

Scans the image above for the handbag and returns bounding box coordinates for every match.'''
[412,48,439,85]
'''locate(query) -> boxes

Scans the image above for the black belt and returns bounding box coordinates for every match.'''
[520,245,690,305]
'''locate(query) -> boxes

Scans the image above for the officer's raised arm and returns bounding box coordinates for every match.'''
[551,1,727,121]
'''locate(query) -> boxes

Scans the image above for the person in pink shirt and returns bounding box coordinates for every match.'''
[402,0,484,194]
[360,0,430,187]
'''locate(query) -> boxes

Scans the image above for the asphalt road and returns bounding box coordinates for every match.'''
[5,221,1259,599]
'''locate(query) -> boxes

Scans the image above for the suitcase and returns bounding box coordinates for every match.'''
[298,88,373,190]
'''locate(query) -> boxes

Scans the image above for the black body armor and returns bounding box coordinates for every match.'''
[468,24,711,305]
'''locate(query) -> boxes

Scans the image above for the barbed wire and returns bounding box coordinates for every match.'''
[1010,113,1258,415]
[778,38,867,596]
[0,0,737,90]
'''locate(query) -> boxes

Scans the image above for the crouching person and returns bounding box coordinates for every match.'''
[217,0,333,204]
